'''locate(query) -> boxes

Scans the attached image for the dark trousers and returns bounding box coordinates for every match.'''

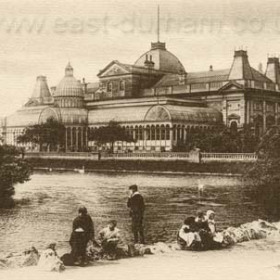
[131,215,144,244]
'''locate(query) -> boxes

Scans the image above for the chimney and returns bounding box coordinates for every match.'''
[31,75,51,100]
[228,50,253,80]
[265,57,280,83]
[258,63,263,73]
[144,54,154,69]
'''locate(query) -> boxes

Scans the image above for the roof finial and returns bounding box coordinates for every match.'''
[157,5,160,42]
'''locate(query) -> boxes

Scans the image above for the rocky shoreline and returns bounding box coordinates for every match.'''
[1,219,279,272]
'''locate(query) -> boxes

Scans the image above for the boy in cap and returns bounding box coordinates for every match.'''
[127,184,145,244]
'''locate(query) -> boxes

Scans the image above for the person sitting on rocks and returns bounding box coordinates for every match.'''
[202,210,224,249]
[194,211,209,232]
[98,220,121,260]
[205,210,216,234]
[177,217,202,250]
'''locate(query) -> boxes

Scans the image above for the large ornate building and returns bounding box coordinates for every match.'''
[2,39,280,152]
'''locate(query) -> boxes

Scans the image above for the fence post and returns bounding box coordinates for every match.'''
[189,148,201,163]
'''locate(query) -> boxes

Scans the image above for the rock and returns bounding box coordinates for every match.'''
[150,242,173,254]
[0,259,7,269]
[21,250,39,267]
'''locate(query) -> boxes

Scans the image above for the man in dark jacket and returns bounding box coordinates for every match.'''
[70,206,94,265]
[127,184,145,244]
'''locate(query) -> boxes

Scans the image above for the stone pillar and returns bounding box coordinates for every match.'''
[170,126,174,150]
[85,127,88,150]
[70,127,73,151]
[263,100,266,132]
[81,127,84,152]
[65,128,68,152]
[76,127,79,152]
[189,148,201,163]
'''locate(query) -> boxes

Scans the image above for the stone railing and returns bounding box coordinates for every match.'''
[201,152,257,162]
[101,152,191,161]
[25,151,257,162]
[24,152,99,160]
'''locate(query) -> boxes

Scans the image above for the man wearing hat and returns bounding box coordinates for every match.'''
[127,184,145,244]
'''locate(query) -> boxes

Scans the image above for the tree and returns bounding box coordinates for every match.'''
[247,126,280,186]
[0,145,32,208]
[88,121,135,152]
[174,125,259,153]
[245,126,280,218]
[17,118,66,152]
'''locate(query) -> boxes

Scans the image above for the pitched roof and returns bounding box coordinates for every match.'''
[250,67,273,83]
[154,69,230,88]
[154,67,274,88]
[98,60,169,77]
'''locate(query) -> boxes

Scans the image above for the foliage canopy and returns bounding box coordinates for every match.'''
[17,118,66,152]
[88,121,135,152]
[0,145,32,208]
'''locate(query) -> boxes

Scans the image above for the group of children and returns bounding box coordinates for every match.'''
[177,210,224,251]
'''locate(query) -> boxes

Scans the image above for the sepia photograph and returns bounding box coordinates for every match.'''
[1,0,280,279]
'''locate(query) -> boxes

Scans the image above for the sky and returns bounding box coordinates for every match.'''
[1,0,280,117]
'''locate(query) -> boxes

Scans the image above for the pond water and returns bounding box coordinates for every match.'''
[0,171,274,254]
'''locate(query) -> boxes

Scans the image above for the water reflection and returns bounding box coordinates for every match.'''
[0,172,273,254]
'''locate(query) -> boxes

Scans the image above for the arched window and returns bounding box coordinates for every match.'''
[156,125,160,140]
[146,125,151,140]
[166,125,170,140]
[160,124,165,140]
[177,125,181,140]
[130,126,134,138]
[173,125,177,140]
[135,126,139,140]
[151,125,156,140]
[139,125,143,140]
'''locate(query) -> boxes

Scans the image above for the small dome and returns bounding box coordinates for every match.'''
[54,63,83,97]
[134,42,185,74]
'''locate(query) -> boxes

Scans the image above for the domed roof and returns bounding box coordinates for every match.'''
[54,63,83,97]
[134,42,185,74]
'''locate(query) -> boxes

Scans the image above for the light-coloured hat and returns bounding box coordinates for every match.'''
[75,227,84,232]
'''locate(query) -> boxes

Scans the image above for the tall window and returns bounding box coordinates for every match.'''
[119,80,125,91]
[139,126,143,140]
[151,125,156,140]
[166,125,170,140]
[146,126,151,140]
[161,125,165,140]
[107,82,112,92]
[135,126,139,140]
[156,125,160,140]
